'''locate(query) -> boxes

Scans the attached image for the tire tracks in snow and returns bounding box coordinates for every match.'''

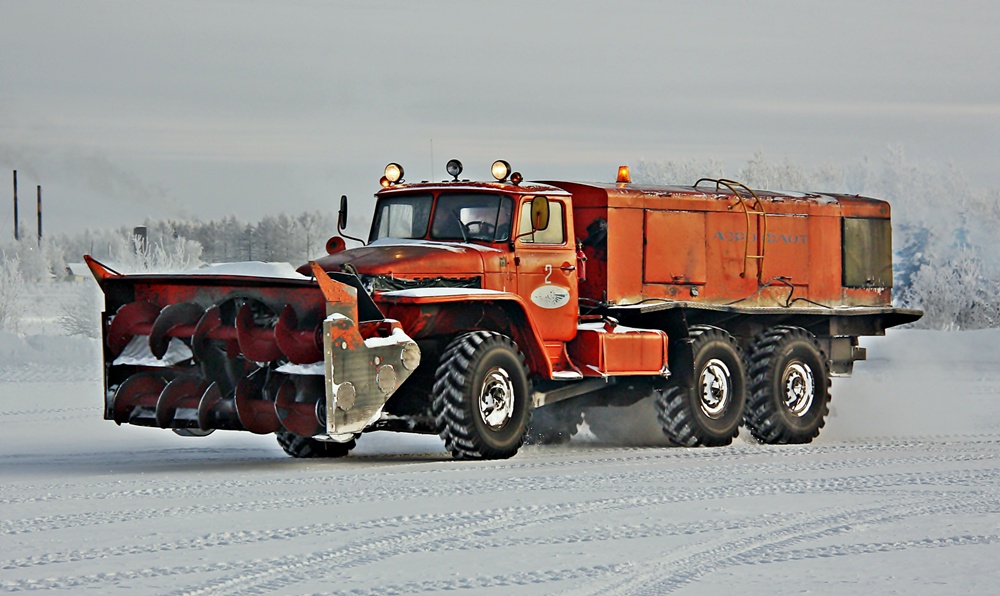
[3,438,1000,592]
[3,454,997,538]
[2,439,998,536]
[575,491,1000,596]
[1,497,631,593]
[0,406,92,419]
[2,434,996,507]
[4,485,998,594]
[151,469,1000,594]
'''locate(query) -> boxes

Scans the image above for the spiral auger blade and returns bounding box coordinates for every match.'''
[274,374,327,437]
[90,255,420,441]
[149,302,203,360]
[197,382,244,431]
[275,305,323,364]
[155,375,208,429]
[234,367,284,434]
[235,303,284,363]
[112,372,168,426]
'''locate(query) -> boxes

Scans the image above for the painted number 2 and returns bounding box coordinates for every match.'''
[544,264,553,284]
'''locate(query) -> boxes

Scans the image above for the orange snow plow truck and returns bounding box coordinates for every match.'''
[86,159,921,459]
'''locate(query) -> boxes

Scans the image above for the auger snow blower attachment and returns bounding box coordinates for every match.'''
[85,257,419,450]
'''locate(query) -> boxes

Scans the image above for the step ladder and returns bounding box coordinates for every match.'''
[694,178,768,282]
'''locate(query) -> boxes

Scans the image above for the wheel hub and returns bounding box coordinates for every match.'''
[479,366,515,430]
[782,361,815,417]
[699,358,732,419]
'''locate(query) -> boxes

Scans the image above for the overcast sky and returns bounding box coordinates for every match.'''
[2,0,998,235]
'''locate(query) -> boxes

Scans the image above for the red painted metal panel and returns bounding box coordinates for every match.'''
[703,210,758,301]
[643,210,707,285]
[759,215,811,286]
[606,207,644,304]
[513,197,578,343]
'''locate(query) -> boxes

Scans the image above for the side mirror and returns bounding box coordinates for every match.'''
[335,194,367,247]
[530,196,550,231]
[338,195,348,231]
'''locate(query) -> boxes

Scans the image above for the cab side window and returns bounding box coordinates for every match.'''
[518,200,565,244]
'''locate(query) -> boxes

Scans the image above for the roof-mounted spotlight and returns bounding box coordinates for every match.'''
[491,160,511,182]
[384,163,404,184]
[446,159,463,181]
[510,172,523,186]
[617,165,632,184]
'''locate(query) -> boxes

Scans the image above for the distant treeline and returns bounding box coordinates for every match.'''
[0,210,340,280]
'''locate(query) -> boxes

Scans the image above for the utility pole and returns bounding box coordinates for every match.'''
[37,185,42,247]
[13,170,19,241]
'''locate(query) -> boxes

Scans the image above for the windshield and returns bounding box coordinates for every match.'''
[371,192,514,243]
[370,193,433,242]
[431,193,513,242]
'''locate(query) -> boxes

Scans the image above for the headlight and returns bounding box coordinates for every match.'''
[491,160,511,181]
[384,163,404,184]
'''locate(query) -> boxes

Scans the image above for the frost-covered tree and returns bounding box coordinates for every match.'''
[0,254,27,333]
[49,208,339,270]
[107,234,203,274]
[902,249,999,330]
[255,214,292,262]
[58,278,102,338]
[635,157,725,186]
[295,211,334,261]
[0,237,58,283]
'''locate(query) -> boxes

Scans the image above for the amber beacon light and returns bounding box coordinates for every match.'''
[617,165,631,184]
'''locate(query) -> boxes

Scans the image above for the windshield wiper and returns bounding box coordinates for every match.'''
[449,209,469,243]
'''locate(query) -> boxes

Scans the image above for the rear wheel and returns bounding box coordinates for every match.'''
[655,326,746,447]
[276,430,356,458]
[432,331,532,459]
[745,326,831,444]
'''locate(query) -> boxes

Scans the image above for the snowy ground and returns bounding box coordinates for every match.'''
[1,288,999,594]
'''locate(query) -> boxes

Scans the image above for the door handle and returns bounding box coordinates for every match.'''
[560,264,576,272]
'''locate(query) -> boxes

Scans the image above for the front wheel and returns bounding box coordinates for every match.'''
[432,331,532,459]
[744,326,831,444]
[655,326,746,447]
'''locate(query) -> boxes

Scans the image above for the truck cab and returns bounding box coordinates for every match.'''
[373,185,578,338]
[311,161,602,381]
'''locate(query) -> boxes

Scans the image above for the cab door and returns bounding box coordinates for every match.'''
[513,197,578,343]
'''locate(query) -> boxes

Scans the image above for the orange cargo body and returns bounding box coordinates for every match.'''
[549,180,893,309]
